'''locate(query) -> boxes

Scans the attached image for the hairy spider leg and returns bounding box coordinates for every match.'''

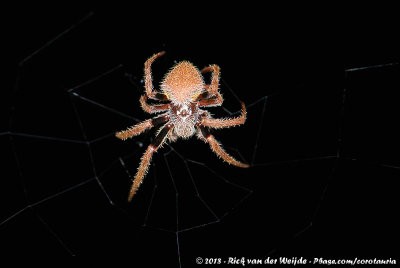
[197,65,223,107]
[144,51,166,99]
[139,95,170,114]
[128,124,173,201]
[198,125,249,168]
[201,102,247,129]
[115,114,169,140]
[201,65,220,96]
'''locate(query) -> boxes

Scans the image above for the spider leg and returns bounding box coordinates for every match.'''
[196,64,224,107]
[140,95,170,114]
[201,102,247,129]
[197,125,249,168]
[116,113,169,140]
[200,64,220,95]
[128,124,173,201]
[144,51,166,100]
[197,93,223,107]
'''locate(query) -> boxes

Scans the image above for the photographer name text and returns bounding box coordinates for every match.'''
[195,256,396,265]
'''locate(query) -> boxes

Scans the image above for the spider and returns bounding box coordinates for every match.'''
[116,51,249,201]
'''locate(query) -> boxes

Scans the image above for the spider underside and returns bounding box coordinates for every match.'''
[116,51,249,201]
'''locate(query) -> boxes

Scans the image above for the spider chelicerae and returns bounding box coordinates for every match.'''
[116,51,249,201]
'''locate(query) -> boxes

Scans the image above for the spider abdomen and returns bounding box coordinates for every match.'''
[160,61,204,103]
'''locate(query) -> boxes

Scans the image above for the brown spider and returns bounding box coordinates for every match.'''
[116,51,249,201]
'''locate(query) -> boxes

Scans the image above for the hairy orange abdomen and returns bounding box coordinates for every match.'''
[160,61,204,103]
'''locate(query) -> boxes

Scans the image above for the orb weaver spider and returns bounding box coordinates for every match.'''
[116,51,249,201]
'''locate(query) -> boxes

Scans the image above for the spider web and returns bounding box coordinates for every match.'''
[2,7,400,266]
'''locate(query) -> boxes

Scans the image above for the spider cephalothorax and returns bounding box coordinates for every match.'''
[169,102,198,138]
[116,51,249,201]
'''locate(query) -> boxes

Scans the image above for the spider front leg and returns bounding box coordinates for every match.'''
[197,125,249,168]
[128,123,173,201]
[201,102,247,129]
[116,113,169,140]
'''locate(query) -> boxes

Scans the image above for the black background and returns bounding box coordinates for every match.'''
[1,3,399,266]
